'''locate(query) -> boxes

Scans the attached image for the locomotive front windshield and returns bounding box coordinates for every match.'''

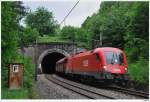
[105,51,124,65]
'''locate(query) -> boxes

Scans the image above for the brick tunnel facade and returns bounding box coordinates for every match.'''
[21,42,76,79]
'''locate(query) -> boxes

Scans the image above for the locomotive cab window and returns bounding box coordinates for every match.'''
[118,53,124,65]
[95,53,100,62]
[105,51,124,65]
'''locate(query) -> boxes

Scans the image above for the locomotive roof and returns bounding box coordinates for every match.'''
[72,47,123,58]
[94,47,123,53]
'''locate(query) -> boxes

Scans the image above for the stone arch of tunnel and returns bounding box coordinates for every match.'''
[38,48,70,74]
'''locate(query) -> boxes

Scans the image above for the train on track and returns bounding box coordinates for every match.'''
[56,47,129,84]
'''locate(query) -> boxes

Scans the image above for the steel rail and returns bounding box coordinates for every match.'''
[108,86,149,99]
[45,74,115,99]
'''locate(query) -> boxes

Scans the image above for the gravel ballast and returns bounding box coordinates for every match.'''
[35,74,145,99]
[35,74,88,99]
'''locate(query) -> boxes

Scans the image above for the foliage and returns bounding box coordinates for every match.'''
[2,1,26,65]
[82,1,148,58]
[60,26,90,48]
[37,35,69,43]
[1,1,26,87]
[21,27,39,46]
[1,1,36,99]
[128,57,149,85]
[60,26,77,41]
[123,3,149,84]
[1,55,35,99]
[82,2,131,48]
[23,57,35,89]
[2,88,29,99]
[25,7,59,36]
[124,2,149,60]
[75,28,90,49]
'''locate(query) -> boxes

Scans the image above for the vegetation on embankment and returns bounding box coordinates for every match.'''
[127,57,149,85]
[1,55,36,99]
[37,36,70,43]
[1,2,38,99]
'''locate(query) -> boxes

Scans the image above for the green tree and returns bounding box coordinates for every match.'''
[60,26,90,48]
[124,2,149,60]
[1,2,37,98]
[60,26,77,41]
[1,1,26,88]
[2,1,26,65]
[82,2,132,48]
[25,7,59,36]
[22,27,39,46]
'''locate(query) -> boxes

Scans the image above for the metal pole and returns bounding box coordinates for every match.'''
[100,33,102,46]
[34,38,37,81]
[73,34,76,55]
[64,19,66,26]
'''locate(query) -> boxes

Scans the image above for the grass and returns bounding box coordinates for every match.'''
[37,35,70,43]
[2,86,40,99]
[2,88,29,99]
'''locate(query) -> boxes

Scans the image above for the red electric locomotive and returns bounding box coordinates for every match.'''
[56,47,128,83]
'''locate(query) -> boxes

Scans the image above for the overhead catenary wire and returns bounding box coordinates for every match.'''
[60,0,80,25]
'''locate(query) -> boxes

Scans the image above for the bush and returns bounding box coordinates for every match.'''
[23,57,35,89]
[38,35,69,43]
[128,57,149,85]
[22,27,39,46]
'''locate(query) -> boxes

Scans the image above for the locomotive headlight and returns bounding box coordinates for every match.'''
[103,66,107,70]
[125,68,127,71]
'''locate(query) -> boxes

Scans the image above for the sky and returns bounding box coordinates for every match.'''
[22,0,101,27]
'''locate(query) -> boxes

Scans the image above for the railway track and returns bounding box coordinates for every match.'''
[63,75,149,99]
[45,74,116,99]
[108,85,149,99]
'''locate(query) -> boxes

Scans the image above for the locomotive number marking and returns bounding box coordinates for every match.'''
[83,60,88,66]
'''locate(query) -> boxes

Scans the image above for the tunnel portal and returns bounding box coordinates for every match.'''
[41,52,65,74]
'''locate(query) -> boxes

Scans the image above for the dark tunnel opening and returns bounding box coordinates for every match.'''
[41,52,65,74]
